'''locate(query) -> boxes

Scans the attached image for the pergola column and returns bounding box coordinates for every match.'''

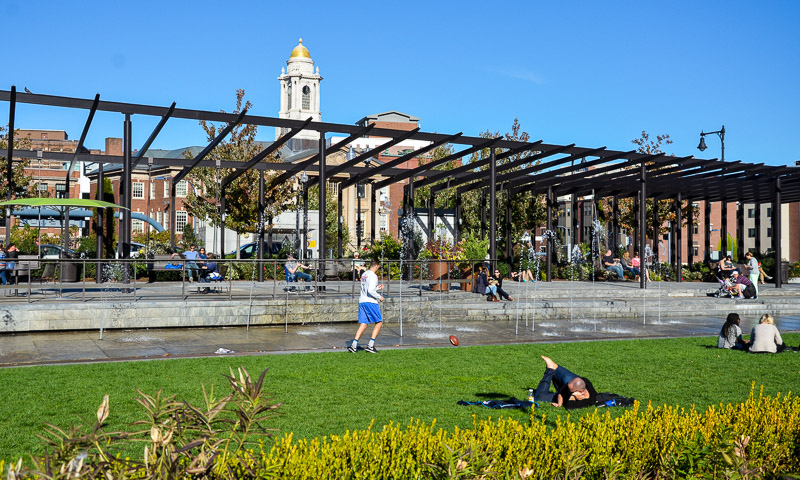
[675,193,682,282]
[489,148,497,266]
[686,198,694,267]
[704,199,711,264]
[737,201,745,261]
[454,191,462,243]
[639,162,647,289]
[772,177,782,288]
[258,170,265,281]
[546,186,553,282]
[652,198,659,264]
[504,188,512,261]
[720,199,728,259]
[369,184,376,246]
[571,195,579,252]
[480,188,487,240]
[337,187,343,258]
[318,131,326,259]
[754,201,761,255]
[611,196,619,252]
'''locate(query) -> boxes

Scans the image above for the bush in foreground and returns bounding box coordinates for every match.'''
[3,370,799,479]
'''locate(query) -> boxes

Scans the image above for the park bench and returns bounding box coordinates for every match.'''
[146,254,183,282]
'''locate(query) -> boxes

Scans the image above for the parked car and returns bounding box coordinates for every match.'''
[38,244,79,259]
[228,242,283,259]
[115,242,146,259]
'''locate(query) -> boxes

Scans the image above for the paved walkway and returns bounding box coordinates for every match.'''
[2,280,798,367]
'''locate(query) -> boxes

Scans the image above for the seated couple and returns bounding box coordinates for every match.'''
[717,313,786,353]
[473,266,513,302]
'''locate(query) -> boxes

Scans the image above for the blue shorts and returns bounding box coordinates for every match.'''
[358,302,383,324]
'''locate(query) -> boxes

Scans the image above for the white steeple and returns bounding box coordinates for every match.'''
[277,38,322,144]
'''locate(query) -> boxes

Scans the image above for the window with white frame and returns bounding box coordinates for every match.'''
[175,180,188,198]
[163,212,169,230]
[132,219,144,233]
[692,246,699,256]
[132,182,144,199]
[163,181,169,198]
[150,182,155,199]
[157,211,162,224]
[380,213,388,233]
[176,211,188,232]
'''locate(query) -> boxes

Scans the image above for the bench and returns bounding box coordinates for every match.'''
[146,254,185,282]
[320,260,360,280]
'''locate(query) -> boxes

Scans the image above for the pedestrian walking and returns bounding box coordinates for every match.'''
[349,259,384,354]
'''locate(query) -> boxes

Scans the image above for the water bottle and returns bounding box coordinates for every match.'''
[605,399,617,407]
[528,388,535,403]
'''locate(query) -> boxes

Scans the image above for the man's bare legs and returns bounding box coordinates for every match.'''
[354,322,383,343]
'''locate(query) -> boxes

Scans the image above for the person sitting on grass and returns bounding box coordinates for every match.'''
[534,356,597,409]
[603,249,625,281]
[717,312,748,350]
[749,314,785,354]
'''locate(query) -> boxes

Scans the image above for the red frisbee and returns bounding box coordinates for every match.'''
[449,335,459,346]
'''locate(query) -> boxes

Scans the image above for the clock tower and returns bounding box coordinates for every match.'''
[277,38,322,147]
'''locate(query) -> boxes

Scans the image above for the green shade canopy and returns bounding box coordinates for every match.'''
[0,198,127,209]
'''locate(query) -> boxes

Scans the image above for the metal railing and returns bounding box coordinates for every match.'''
[0,258,492,303]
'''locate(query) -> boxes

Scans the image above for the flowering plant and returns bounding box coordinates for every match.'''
[419,237,465,261]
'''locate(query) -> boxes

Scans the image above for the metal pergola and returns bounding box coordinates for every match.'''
[3,87,799,288]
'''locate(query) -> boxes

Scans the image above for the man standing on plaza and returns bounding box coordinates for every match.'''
[349,259,384,354]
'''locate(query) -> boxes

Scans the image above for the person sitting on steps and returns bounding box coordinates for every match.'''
[603,249,625,281]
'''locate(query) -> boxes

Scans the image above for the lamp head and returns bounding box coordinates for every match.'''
[697,135,707,152]
[346,147,357,162]
[300,172,308,184]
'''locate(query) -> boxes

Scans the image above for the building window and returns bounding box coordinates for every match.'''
[150,182,155,200]
[302,85,311,109]
[164,181,169,198]
[132,219,144,234]
[132,182,144,199]
[37,183,48,193]
[692,246,699,256]
[748,228,756,238]
[693,225,699,235]
[175,180,189,198]
[287,84,292,108]
[163,212,168,230]
[176,211,188,232]
[327,181,338,196]
[748,208,755,218]
[55,183,67,199]
[157,211,162,224]
[583,205,592,216]
[766,207,772,217]
[380,213,388,233]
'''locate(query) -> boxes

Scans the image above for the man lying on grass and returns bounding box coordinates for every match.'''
[535,356,598,409]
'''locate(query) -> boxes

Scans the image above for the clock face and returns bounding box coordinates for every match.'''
[302,85,310,95]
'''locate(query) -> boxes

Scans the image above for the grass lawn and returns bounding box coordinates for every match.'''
[0,333,798,461]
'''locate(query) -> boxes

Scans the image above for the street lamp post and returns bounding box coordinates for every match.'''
[697,125,725,161]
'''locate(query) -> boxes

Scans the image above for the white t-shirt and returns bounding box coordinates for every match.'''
[359,269,381,304]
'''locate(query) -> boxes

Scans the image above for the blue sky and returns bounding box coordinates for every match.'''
[3,0,799,165]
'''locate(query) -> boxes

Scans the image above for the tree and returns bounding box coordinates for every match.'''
[0,126,36,199]
[457,119,548,260]
[182,90,294,249]
[605,131,697,239]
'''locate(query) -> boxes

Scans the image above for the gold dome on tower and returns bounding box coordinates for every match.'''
[290,38,311,59]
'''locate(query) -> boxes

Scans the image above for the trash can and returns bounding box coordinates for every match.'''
[60,251,79,282]
[781,261,789,284]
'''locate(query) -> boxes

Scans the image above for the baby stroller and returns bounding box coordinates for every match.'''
[712,266,734,298]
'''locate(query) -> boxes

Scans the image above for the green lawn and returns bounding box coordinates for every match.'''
[0,333,798,461]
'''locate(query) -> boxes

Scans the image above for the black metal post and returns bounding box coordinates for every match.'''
[95,162,104,283]
[546,186,553,282]
[337,188,343,257]
[633,193,639,254]
[122,114,132,260]
[489,148,497,267]
[454,192,462,243]
[579,199,585,244]
[773,177,782,288]
[687,198,694,267]
[303,182,308,261]
[318,131,326,259]
[612,196,619,251]
[652,198,659,263]
[369,184,376,246]
[5,86,15,243]
[357,191,362,251]
[737,201,745,261]
[428,190,435,241]
[704,199,711,264]
[505,188,512,261]
[219,186,225,258]
[571,195,579,250]
[675,193,682,283]
[721,199,728,258]
[258,170,265,282]
[639,162,647,289]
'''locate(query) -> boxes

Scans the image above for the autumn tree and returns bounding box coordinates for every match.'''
[457,118,548,259]
[0,126,36,199]
[183,90,294,253]
[604,131,697,239]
